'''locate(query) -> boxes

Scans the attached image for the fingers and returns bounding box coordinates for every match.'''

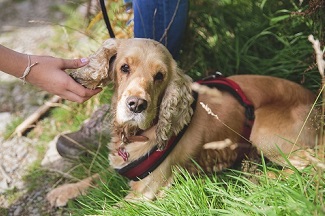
[58,91,87,103]
[54,76,102,103]
[55,57,104,102]
[59,58,103,103]
[65,79,102,103]
[59,87,102,103]
[61,57,89,69]
[80,88,103,99]
[71,88,102,103]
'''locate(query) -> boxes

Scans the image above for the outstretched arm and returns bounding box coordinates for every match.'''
[0,45,102,103]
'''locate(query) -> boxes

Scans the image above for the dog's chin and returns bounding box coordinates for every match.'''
[116,117,153,134]
[136,114,158,131]
[117,111,157,131]
[127,119,153,131]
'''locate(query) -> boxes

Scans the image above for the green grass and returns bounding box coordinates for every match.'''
[63,159,324,216]
[179,0,322,91]
[3,116,23,139]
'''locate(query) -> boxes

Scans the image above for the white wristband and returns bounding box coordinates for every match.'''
[19,55,38,84]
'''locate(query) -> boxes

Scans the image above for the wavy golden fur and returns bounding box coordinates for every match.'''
[47,38,319,207]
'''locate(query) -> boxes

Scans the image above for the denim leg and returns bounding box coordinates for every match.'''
[133,0,189,59]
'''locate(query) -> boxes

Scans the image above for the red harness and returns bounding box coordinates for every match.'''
[196,74,255,140]
[115,74,255,181]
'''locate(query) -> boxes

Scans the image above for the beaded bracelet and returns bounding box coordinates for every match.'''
[19,55,38,84]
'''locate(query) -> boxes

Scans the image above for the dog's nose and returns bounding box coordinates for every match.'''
[126,96,148,113]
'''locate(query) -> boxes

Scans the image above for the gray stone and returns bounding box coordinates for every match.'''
[13,205,22,216]
[0,112,12,135]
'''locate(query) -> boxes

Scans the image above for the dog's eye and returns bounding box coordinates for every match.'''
[121,64,130,74]
[154,72,164,82]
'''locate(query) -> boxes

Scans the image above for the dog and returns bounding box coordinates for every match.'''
[46,38,319,207]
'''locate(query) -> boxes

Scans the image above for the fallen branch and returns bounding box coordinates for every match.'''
[14,95,61,136]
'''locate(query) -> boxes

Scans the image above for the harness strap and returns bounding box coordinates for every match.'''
[116,127,188,181]
[197,74,255,141]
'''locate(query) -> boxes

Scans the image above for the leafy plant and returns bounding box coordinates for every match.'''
[180,0,323,92]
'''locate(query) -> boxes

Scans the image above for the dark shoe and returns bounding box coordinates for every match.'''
[56,104,111,159]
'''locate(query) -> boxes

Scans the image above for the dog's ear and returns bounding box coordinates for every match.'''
[156,67,194,150]
[70,39,119,89]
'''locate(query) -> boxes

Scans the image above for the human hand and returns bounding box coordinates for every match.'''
[26,55,102,103]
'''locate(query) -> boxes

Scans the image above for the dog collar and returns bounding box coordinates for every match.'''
[115,125,189,181]
[115,74,255,181]
[117,130,150,162]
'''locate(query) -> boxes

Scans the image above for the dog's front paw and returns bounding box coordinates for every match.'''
[46,182,87,207]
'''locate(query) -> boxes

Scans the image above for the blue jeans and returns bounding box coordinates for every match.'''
[132,0,189,59]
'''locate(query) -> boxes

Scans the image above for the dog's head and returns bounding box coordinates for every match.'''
[72,39,194,150]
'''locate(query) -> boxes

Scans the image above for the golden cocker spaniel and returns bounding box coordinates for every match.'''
[47,38,319,207]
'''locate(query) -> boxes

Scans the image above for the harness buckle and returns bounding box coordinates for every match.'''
[244,105,255,121]
[201,71,223,81]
